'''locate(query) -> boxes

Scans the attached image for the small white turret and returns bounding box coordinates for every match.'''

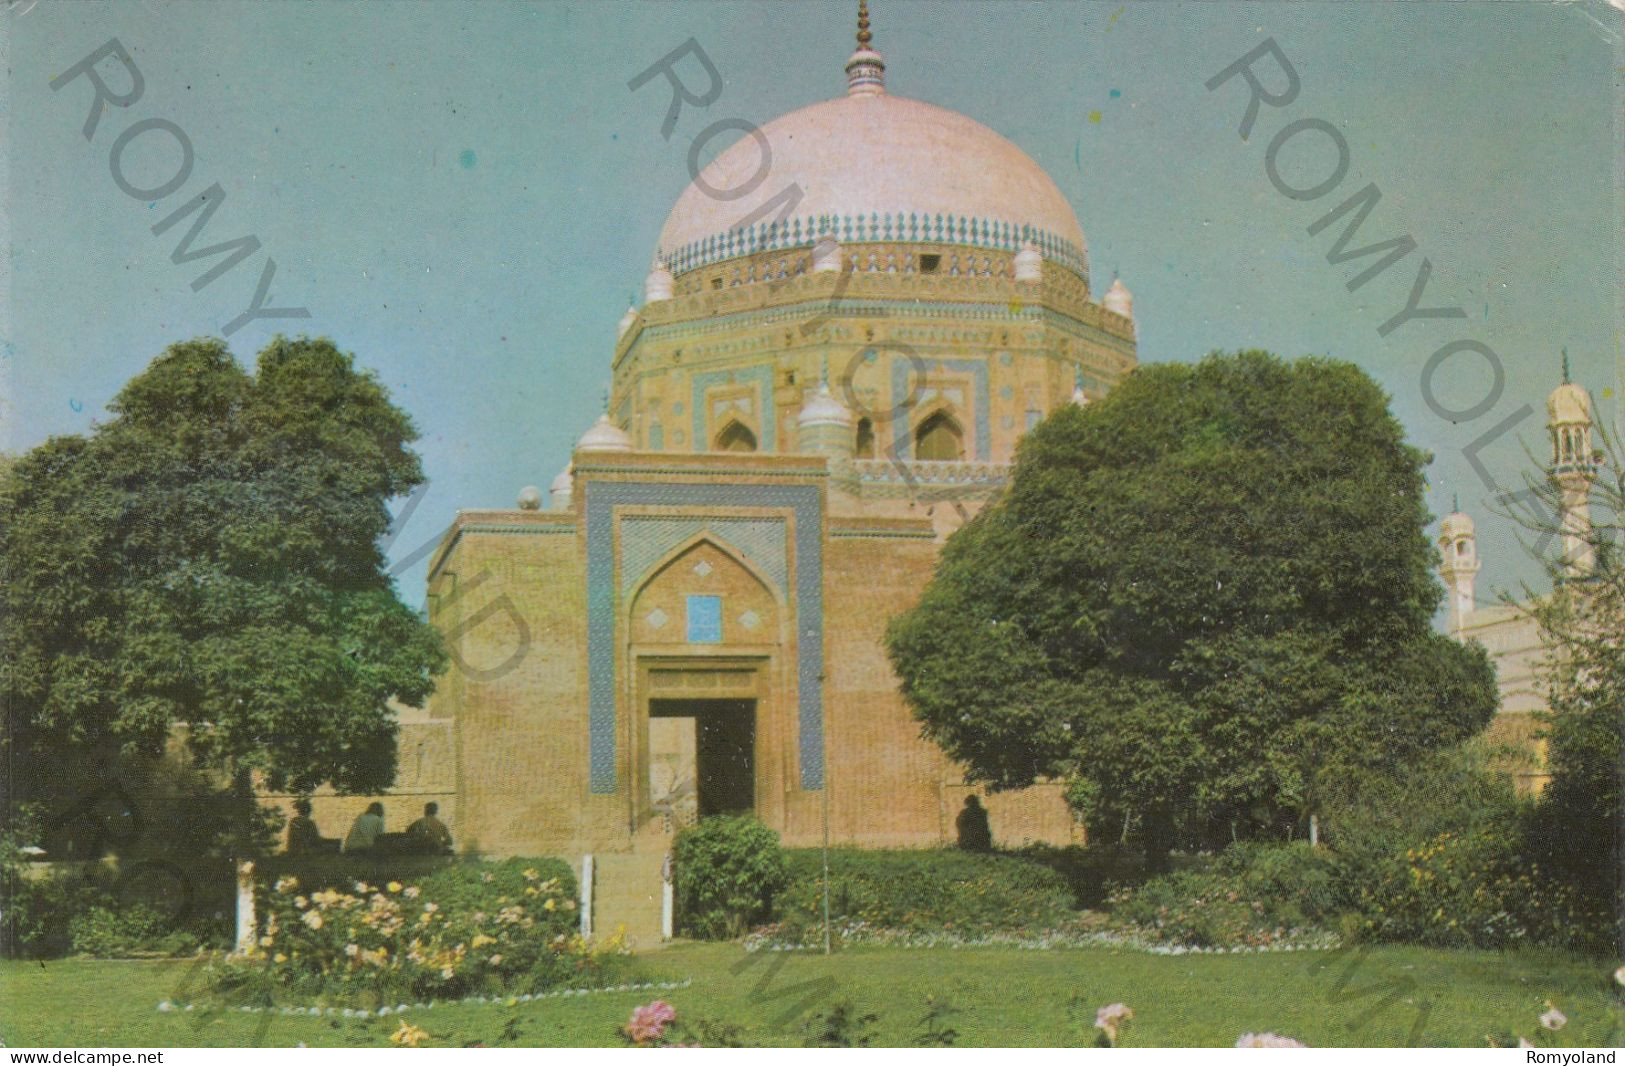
[575,413,634,454]
[516,485,543,511]
[548,467,574,511]
[1013,241,1043,282]
[1437,499,1480,636]
[617,304,639,340]
[796,376,855,457]
[812,234,843,273]
[1104,277,1134,320]
[644,256,674,303]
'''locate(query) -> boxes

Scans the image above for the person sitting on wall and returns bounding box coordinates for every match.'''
[956,795,992,852]
[342,801,386,854]
[285,797,323,854]
[404,802,453,855]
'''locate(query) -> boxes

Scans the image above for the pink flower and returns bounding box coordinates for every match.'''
[1236,1032,1307,1048]
[625,1000,678,1045]
[1094,1003,1133,1044]
[1540,1005,1567,1031]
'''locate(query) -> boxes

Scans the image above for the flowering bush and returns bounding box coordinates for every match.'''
[1344,829,1585,949]
[223,858,630,1003]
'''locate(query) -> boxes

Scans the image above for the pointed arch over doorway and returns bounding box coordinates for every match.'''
[714,420,758,452]
[914,409,965,461]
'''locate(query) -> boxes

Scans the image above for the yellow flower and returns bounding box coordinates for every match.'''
[543,898,557,911]
[390,1020,429,1048]
[302,911,324,930]
[272,953,287,964]
[387,881,403,893]
[471,934,497,948]
[259,935,274,947]
[522,868,540,882]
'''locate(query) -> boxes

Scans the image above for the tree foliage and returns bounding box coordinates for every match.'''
[1,337,447,815]
[1509,418,1624,946]
[886,351,1497,861]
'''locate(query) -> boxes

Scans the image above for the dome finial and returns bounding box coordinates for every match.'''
[1452,491,1460,513]
[1561,347,1571,384]
[845,0,885,95]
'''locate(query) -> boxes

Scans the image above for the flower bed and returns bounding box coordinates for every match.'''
[214,858,634,1004]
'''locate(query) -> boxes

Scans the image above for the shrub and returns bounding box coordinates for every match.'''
[219,858,623,1004]
[1105,842,1339,948]
[771,848,1075,943]
[1319,743,1595,950]
[68,903,201,957]
[672,816,787,939]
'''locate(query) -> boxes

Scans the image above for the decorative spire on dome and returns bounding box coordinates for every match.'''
[845,0,886,96]
[1561,346,1571,384]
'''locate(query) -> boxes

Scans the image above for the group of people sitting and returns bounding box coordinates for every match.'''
[284,799,454,857]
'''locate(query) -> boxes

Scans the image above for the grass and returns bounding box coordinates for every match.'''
[1,942,1620,1047]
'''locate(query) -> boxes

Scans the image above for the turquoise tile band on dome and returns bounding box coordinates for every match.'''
[663,213,1088,282]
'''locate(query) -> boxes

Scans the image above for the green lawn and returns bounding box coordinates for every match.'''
[1,943,1619,1048]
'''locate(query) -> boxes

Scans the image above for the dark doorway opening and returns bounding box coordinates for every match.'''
[649,699,756,817]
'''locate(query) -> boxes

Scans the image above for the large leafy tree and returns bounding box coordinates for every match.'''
[1511,420,1623,948]
[1,337,447,826]
[887,350,1497,866]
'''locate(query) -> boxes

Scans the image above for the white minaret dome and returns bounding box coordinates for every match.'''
[575,413,634,453]
[644,257,674,303]
[617,304,639,339]
[1547,380,1592,426]
[1071,384,1089,407]
[797,380,854,428]
[516,485,542,511]
[1439,507,1475,539]
[1013,241,1043,282]
[548,467,574,510]
[811,234,843,273]
[1104,277,1134,318]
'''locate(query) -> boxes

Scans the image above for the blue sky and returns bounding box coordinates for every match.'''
[6,0,1621,609]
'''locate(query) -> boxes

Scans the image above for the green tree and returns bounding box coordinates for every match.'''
[1,337,447,838]
[1508,417,1623,949]
[886,351,1496,868]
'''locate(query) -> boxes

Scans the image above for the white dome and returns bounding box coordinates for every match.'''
[797,381,853,428]
[1440,509,1474,538]
[548,466,574,510]
[1547,382,1591,425]
[576,414,634,453]
[655,91,1088,279]
[516,485,543,510]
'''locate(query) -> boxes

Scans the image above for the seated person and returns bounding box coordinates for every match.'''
[285,798,323,854]
[404,802,453,855]
[955,795,993,852]
[342,801,386,854]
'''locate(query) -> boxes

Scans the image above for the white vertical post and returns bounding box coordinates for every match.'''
[579,853,594,939]
[1309,814,1320,848]
[660,851,674,941]
[233,859,256,956]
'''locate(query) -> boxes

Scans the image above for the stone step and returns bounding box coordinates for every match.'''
[590,851,668,952]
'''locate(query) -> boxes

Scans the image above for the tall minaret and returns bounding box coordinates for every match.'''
[1438,495,1480,635]
[1546,350,1597,577]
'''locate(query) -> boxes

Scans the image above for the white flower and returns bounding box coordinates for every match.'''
[1615,966,1625,988]
[302,910,324,930]
[1237,1032,1307,1048]
[1540,1005,1567,1031]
